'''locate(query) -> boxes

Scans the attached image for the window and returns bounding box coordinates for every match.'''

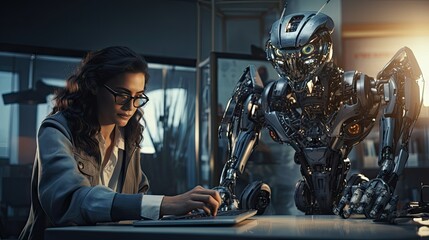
[36,78,66,129]
[0,71,18,159]
[139,63,197,195]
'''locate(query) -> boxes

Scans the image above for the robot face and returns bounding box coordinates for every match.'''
[266,12,334,83]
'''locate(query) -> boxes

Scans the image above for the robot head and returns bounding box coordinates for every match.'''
[266,11,334,83]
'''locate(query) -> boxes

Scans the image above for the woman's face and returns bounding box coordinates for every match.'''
[96,72,146,127]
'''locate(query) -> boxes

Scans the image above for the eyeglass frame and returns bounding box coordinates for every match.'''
[103,84,149,108]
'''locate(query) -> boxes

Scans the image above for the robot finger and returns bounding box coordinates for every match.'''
[383,195,399,216]
[349,187,364,210]
[356,184,376,214]
[334,195,350,218]
[333,185,353,217]
[344,186,365,217]
[369,189,390,218]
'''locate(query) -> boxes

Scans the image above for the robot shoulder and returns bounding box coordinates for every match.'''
[342,70,377,111]
[261,78,291,112]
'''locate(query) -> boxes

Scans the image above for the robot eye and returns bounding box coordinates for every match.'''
[302,44,315,55]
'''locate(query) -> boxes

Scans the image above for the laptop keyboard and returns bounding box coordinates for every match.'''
[160,209,250,221]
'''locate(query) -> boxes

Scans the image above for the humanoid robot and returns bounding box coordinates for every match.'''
[213,10,424,219]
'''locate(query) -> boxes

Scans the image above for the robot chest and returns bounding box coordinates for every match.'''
[267,105,332,147]
[295,83,334,116]
[269,109,364,149]
[264,78,365,146]
[268,94,367,148]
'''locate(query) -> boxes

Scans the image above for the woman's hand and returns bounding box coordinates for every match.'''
[160,186,221,217]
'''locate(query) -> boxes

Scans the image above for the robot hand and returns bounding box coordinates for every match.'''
[212,185,239,212]
[334,175,398,219]
[213,181,271,215]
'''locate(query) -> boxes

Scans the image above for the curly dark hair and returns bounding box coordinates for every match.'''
[51,46,150,158]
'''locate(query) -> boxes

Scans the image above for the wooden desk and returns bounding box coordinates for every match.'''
[45,215,427,240]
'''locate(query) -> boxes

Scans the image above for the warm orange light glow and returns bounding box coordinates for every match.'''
[348,123,360,135]
[412,45,428,107]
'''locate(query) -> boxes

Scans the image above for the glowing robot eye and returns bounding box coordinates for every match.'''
[302,44,315,55]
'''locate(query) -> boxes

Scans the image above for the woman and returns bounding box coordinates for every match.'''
[19,46,221,240]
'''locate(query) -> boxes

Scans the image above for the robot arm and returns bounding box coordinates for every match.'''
[376,47,423,186]
[214,65,269,212]
[335,47,424,219]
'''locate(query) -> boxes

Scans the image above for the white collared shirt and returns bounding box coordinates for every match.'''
[97,127,163,220]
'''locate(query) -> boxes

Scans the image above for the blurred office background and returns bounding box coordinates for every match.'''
[1,0,429,238]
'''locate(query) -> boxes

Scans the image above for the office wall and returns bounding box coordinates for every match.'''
[0,0,267,60]
[342,0,429,24]
[0,0,205,59]
[341,0,429,99]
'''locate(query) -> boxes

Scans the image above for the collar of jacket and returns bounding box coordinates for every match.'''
[47,112,141,193]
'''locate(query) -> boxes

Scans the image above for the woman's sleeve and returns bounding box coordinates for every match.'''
[37,121,142,225]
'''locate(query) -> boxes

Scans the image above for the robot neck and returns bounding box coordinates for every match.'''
[290,75,316,93]
[288,62,335,92]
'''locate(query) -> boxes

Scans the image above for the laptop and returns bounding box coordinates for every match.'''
[133,209,258,226]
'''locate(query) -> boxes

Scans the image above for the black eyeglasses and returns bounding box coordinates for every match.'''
[103,84,149,108]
